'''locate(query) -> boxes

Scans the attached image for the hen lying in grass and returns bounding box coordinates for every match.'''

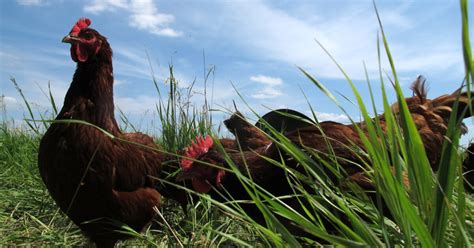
[176,77,472,238]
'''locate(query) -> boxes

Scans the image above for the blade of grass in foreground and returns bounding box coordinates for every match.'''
[375,1,435,218]
[461,0,474,90]
[431,1,473,246]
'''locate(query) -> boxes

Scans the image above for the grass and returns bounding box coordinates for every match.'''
[0,123,266,247]
[0,125,86,246]
[1,1,474,247]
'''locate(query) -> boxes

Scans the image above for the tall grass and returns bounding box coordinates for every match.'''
[1,67,264,247]
[153,64,213,151]
[184,1,474,247]
[0,123,87,246]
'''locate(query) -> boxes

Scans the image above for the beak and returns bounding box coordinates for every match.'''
[62,34,79,43]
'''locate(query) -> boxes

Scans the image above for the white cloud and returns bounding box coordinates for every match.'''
[250,75,283,86]
[206,2,371,78]
[315,111,349,123]
[84,0,182,37]
[467,124,474,130]
[129,0,181,37]
[249,74,284,99]
[193,1,461,80]
[83,0,128,13]
[3,96,18,105]
[115,95,157,114]
[251,87,283,99]
[113,47,157,80]
[16,0,43,6]
[114,79,126,86]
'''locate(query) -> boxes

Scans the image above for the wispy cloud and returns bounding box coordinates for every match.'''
[2,96,18,105]
[114,79,126,86]
[189,1,461,80]
[115,94,158,114]
[84,0,182,37]
[250,75,283,86]
[112,46,157,80]
[315,111,349,123]
[128,0,181,37]
[251,87,283,99]
[83,0,128,12]
[16,0,44,6]
[249,75,284,99]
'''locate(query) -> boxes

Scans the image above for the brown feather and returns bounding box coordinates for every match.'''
[410,75,428,103]
[224,111,272,150]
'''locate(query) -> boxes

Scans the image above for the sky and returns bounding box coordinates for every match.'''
[0,0,473,144]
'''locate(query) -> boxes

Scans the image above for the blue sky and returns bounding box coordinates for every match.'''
[0,0,473,144]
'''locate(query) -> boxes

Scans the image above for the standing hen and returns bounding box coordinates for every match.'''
[38,18,164,247]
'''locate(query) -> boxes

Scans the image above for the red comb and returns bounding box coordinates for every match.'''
[181,135,214,170]
[70,18,91,36]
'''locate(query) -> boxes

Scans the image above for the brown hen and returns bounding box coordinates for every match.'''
[223,111,272,150]
[38,18,164,247]
[176,77,472,238]
[176,136,303,233]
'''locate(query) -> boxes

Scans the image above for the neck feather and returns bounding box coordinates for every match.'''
[60,56,120,135]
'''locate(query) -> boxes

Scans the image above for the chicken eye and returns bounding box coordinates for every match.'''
[84,33,93,40]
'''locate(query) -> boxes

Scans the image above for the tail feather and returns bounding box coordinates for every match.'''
[406,76,472,136]
[431,90,473,120]
[410,75,428,103]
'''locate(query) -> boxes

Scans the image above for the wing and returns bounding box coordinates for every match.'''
[110,132,164,192]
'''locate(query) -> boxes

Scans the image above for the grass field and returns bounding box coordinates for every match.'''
[1,2,473,247]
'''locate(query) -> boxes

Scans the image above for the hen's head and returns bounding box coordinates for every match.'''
[176,136,227,194]
[62,18,111,63]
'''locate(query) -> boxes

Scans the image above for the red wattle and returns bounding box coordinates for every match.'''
[76,44,89,62]
[70,44,78,62]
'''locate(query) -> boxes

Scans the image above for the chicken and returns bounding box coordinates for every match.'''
[227,76,473,177]
[38,18,164,247]
[388,76,472,170]
[224,109,314,149]
[176,136,339,240]
[255,108,314,135]
[176,77,472,237]
[153,134,243,218]
[284,76,473,173]
[176,136,296,225]
[223,111,272,150]
[172,112,288,199]
[257,78,473,186]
